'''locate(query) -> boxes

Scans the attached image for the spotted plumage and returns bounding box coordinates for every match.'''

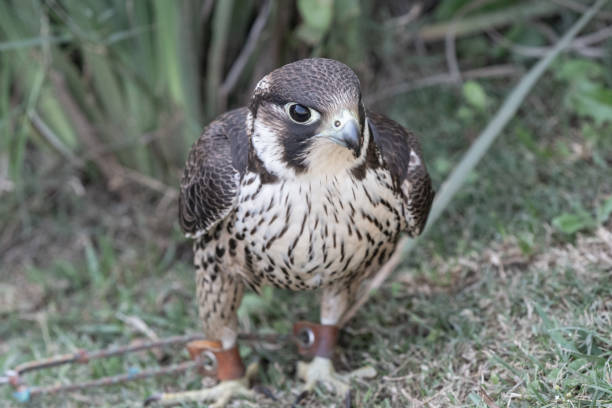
[179,58,433,347]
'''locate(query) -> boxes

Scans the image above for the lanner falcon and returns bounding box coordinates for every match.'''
[151,58,434,406]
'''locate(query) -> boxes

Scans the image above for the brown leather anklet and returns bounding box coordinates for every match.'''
[186,340,245,381]
[293,321,339,358]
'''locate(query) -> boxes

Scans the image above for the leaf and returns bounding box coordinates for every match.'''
[457,105,474,121]
[433,156,452,175]
[554,58,612,124]
[297,0,333,44]
[596,195,612,224]
[462,80,488,110]
[84,241,104,287]
[334,0,360,22]
[298,0,333,31]
[295,24,326,45]
[552,211,595,235]
[555,58,603,81]
[572,87,612,125]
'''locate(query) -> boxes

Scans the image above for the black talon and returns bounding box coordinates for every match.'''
[253,385,277,400]
[143,393,161,406]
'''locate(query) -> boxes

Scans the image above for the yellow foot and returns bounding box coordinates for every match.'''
[146,362,258,408]
[296,356,376,395]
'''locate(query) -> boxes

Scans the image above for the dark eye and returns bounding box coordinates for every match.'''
[289,104,311,122]
[284,103,320,125]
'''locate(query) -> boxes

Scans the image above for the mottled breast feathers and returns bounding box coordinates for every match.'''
[368,111,435,236]
[179,107,433,238]
[179,108,249,236]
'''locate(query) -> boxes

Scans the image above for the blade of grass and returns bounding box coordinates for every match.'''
[177,2,202,127]
[205,0,235,119]
[0,33,72,52]
[340,0,609,326]
[28,111,82,167]
[0,42,12,135]
[152,1,201,163]
[220,0,272,99]
[153,1,184,107]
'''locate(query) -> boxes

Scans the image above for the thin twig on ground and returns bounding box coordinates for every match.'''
[117,313,160,342]
[26,360,210,397]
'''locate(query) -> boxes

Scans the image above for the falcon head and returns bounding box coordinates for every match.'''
[248,58,368,177]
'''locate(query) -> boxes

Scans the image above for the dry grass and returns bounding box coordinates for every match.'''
[3,218,609,407]
[378,227,612,407]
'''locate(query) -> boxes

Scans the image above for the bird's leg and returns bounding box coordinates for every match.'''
[147,350,257,407]
[295,282,376,395]
[146,243,257,407]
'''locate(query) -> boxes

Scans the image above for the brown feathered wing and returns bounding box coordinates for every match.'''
[368,111,435,237]
[179,108,249,236]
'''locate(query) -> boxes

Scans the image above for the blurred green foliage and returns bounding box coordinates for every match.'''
[0,0,375,191]
[0,0,611,252]
[1,0,611,191]
[555,58,612,125]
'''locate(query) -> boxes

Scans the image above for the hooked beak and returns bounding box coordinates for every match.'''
[317,111,361,157]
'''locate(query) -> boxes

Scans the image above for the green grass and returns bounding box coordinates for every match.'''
[2,1,612,407]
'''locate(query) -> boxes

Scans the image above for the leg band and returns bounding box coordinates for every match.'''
[186,340,245,381]
[292,321,339,358]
